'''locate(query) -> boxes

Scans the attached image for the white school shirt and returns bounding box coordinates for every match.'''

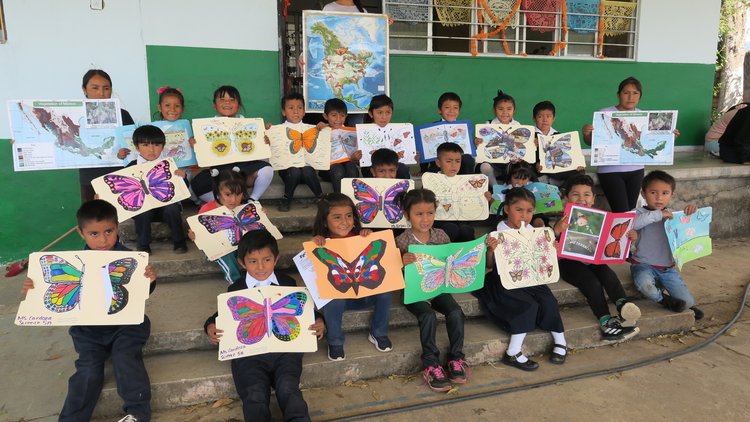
[245,272,280,288]
[535,127,559,136]
[489,118,520,125]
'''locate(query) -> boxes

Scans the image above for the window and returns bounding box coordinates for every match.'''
[384,0,638,59]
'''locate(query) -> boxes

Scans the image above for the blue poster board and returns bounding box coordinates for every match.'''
[414,120,475,163]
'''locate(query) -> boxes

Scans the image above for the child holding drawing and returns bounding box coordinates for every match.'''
[421,92,476,175]
[476,90,529,186]
[532,100,584,185]
[360,94,412,179]
[317,98,361,193]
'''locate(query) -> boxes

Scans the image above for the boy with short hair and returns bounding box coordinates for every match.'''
[368,148,409,180]
[422,92,476,175]
[553,174,641,341]
[629,170,704,319]
[22,200,157,422]
[128,124,188,254]
[533,101,584,185]
[318,98,362,193]
[204,230,325,421]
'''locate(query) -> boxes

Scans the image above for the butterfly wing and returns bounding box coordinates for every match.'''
[234,123,257,154]
[198,214,244,246]
[235,203,266,234]
[312,239,387,295]
[227,296,267,345]
[603,221,630,258]
[351,179,381,224]
[446,243,485,288]
[106,257,137,314]
[146,160,176,203]
[301,127,319,153]
[40,255,82,313]
[382,180,410,223]
[269,292,307,342]
[413,253,447,292]
[104,174,146,211]
[287,128,303,154]
[311,248,358,294]
[609,221,630,241]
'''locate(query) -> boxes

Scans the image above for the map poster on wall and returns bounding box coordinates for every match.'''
[116,120,197,168]
[591,110,677,166]
[8,99,123,171]
[303,11,389,114]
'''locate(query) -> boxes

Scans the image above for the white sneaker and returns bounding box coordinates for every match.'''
[117,415,138,422]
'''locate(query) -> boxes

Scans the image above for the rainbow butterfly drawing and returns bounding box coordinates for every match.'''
[476,125,535,163]
[348,178,412,227]
[227,291,307,345]
[311,240,387,296]
[104,257,137,315]
[198,203,267,246]
[40,254,85,313]
[102,159,176,212]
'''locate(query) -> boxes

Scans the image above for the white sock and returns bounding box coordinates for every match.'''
[250,166,274,200]
[551,331,567,355]
[479,163,498,186]
[507,333,528,362]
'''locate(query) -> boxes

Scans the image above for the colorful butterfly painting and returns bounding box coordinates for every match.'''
[40,255,84,313]
[603,221,630,258]
[540,133,573,169]
[495,226,558,289]
[351,179,410,225]
[103,160,175,211]
[311,240,387,295]
[414,242,485,292]
[478,126,533,162]
[105,257,137,314]
[227,292,307,345]
[287,127,319,154]
[198,203,265,246]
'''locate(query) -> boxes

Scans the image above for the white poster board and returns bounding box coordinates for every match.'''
[421,173,489,221]
[192,117,270,167]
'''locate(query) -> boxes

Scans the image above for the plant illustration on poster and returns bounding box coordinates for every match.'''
[266,124,331,170]
[16,251,150,326]
[537,131,585,173]
[415,121,475,163]
[404,235,487,304]
[590,110,677,166]
[493,225,559,289]
[356,123,417,167]
[421,173,489,221]
[474,124,536,164]
[116,120,197,167]
[191,117,270,167]
[664,207,713,270]
[557,204,635,264]
[216,286,317,361]
[342,178,413,228]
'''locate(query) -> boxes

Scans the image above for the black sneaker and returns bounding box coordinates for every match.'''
[690,306,704,320]
[446,359,468,384]
[368,333,392,352]
[423,365,452,392]
[660,295,686,312]
[328,345,345,361]
[173,241,188,254]
[617,300,641,327]
[138,245,152,254]
[601,317,640,341]
[278,197,291,212]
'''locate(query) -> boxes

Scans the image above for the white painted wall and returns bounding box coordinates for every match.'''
[637,0,722,64]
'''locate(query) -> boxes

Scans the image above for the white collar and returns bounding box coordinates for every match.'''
[136,154,161,165]
[490,117,520,125]
[245,272,279,288]
[535,127,558,136]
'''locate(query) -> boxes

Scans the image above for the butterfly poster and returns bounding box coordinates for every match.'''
[16,251,150,326]
[330,127,359,164]
[493,225,559,289]
[91,158,191,222]
[415,120,475,163]
[525,182,563,214]
[557,204,635,264]
[341,178,414,228]
[187,201,283,261]
[421,173,489,221]
[115,119,197,167]
[404,235,487,304]
[664,207,712,270]
[474,124,536,164]
[216,286,317,360]
[537,131,585,174]
[192,117,270,167]
[356,123,417,167]
[303,230,405,299]
[267,123,332,170]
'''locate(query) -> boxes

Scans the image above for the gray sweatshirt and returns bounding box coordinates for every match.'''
[631,207,674,267]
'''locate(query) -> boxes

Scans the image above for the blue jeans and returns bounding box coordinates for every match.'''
[322,293,392,346]
[631,263,695,309]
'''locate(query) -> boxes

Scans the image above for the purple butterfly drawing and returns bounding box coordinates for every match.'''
[103,160,176,211]
[198,203,266,246]
[352,179,410,224]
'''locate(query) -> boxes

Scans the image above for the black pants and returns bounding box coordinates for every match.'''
[279,166,322,199]
[597,168,644,212]
[60,318,152,422]
[405,293,465,368]
[559,259,628,320]
[231,353,310,422]
[79,167,121,203]
[360,163,411,179]
[433,220,474,243]
[319,161,359,193]
[133,203,185,248]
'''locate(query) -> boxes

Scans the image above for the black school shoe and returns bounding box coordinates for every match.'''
[502,352,539,371]
[549,344,568,365]
[690,306,704,320]
[173,241,188,254]
[660,295,686,312]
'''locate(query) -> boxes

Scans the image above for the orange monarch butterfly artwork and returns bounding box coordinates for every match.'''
[266,124,332,171]
[603,221,630,258]
[557,203,635,264]
[287,127,319,154]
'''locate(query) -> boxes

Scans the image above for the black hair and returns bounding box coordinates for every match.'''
[562,173,595,197]
[76,199,119,229]
[324,98,348,115]
[533,100,556,118]
[437,92,462,109]
[493,90,516,109]
[236,230,279,261]
[505,162,538,184]
[370,148,399,169]
[401,189,437,217]
[282,92,305,109]
[213,85,243,111]
[82,69,112,90]
[436,142,464,157]
[312,193,361,237]
[132,125,166,146]
[503,186,536,208]
[642,170,676,192]
[368,94,394,113]
[213,168,248,204]
[157,87,185,120]
[618,76,643,97]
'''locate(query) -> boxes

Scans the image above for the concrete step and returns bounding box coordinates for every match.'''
[94,298,694,417]
[144,265,641,355]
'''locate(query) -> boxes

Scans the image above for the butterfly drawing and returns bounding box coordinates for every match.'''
[202,123,257,157]
[105,258,137,314]
[198,203,265,246]
[478,127,533,161]
[227,292,307,345]
[468,177,486,189]
[422,173,489,221]
[40,255,84,313]
[311,240,387,295]
[351,179,410,224]
[103,160,176,211]
[695,209,710,222]
[541,133,573,169]
[413,242,485,292]
[287,127,319,154]
[604,221,630,258]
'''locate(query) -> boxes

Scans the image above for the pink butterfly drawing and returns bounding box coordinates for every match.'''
[198,203,265,246]
[227,292,307,345]
[103,160,176,211]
